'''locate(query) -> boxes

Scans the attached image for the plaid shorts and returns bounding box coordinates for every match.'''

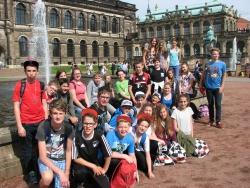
[38,159,66,188]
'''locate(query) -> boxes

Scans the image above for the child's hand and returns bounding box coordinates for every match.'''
[125,155,134,164]
[92,165,103,176]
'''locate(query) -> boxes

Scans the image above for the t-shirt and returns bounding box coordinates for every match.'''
[179,72,195,94]
[171,107,193,136]
[106,130,135,154]
[169,48,180,67]
[36,119,74,160]
[87,80,105,105]
[12,79,46,124]
[162,95,173,109]
[150,68,166,83]
[69,80,87,101]
[129,72,151,95]
[115,79,130,100]
[132,131,150,152]
[204,60,226,89]
[72,131,112,165]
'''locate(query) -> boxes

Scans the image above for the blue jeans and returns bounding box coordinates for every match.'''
[169,65,180,79]
[206,88,222,123]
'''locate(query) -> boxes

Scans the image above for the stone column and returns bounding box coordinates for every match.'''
[119,46,124,62]
[87,44,92,63]
[221,40,227,54]
[190,22,193,35]
[200,20,204,35]
[146,27,149,39]
[200,43,204,55]
[180,23,184,36]
[190,42,194,56]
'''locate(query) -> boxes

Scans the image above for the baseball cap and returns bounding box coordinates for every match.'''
[121,100,133,107]
[152,92,161,100]
[117,114,132,124]
[81,108,98,119]
[135,91,145,99]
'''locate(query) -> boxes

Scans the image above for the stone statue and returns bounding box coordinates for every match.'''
[204,26,217,54]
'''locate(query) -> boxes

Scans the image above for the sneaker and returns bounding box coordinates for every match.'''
[208,121,215,127]
[176,157,186,163]
[28,171,38,185]
[216,122,224,129]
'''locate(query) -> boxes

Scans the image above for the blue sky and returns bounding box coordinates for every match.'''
[123,0,250,20]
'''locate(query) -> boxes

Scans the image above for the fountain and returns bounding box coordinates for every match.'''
[29,0,50,84]
[228,37,237,71]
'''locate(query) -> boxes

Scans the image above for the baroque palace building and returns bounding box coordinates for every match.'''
[124,1,250,70]
[0,0,137,67]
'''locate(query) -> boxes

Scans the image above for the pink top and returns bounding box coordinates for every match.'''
[69,80,86,101]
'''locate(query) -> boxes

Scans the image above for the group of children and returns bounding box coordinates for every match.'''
[12,39,229,187]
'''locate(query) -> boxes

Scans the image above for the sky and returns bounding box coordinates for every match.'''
[123,0,250,20]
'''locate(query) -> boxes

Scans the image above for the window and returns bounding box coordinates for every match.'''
[114,42,119,57]
[19,36,28,57]
[67,39,74,57]
[112,18,118,33]
[64,11,73,29]
[52,38,60,57]
[193,21,200,34]
[203,20,210,33]
[92,41,98,57]
[184,44,190,57]
[78,13,85,30]
[140,28,146,39]
[50,9,59,28]
[80,40,87,57]
[103,42,109,57]
[165,25,170,37]
[213,19,222,33]
[149,27,154,38]
[134,47,140,56]
[16,3,26,25]
[90,15,97,32]
[174,24,180,36]
[193,44,200,55]
[102,16,108,33]
[184,23,190,35]
[157,27,162,38]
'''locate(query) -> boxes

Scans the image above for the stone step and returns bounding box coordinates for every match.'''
[0,144,23,181]
[0,126,18,145]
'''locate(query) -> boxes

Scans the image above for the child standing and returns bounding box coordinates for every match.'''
[200,48,226,128]
[171,95,209,158]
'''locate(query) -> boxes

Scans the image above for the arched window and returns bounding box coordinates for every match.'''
[114,42,119,57]
[103,42,109,57]
[50,9,59,28]
[16,3,26,25]
[174,24,180,36]
[90,15,97,32]
[19,36,28,57]
[203,20,210,33]
[92,41,98,57]
[184,23,190,35]
[193,21,200,34]
[102,16,108,33]
[80,40,87,57]
[52,38,60,57]
[157,26,162,38]
[193,44,200,55]
[237,41,245,53]
[165,25,170,37]
[215,42,221,50]
[64,11,73,29]
[134,47,139,56]
[67,39,74,57]
[78,13,85,30]
[148,27,154,38]
[184,44,190,57]
[112,18,118,34]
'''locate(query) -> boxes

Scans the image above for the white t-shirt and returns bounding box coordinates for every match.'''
[171,107,194,135]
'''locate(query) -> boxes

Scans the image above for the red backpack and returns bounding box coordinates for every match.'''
[110,159,137,188]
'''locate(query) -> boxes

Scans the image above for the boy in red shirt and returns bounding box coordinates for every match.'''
[12,60,48,184]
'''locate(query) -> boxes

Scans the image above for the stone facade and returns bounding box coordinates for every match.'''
[126,2,250,69]
[0,0,137,67]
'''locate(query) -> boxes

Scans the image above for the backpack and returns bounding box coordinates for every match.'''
[20,78,45,100]
[199,104,209,117]
[43,120,72,149]
[110,159,137,188]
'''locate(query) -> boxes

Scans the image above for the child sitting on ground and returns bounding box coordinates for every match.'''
[71,108,112,188]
